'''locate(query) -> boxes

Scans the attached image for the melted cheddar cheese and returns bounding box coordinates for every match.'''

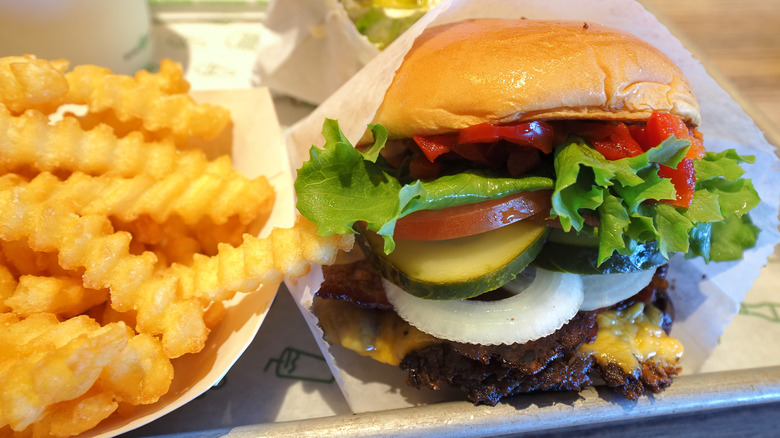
[578,302,684,373]
[312,297,440,366]
[313,296,683,373]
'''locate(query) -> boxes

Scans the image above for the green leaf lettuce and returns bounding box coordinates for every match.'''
[295,120,760,263]
[295,119,553,253]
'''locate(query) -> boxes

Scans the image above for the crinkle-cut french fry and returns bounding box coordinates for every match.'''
[135,215,353,355]
[154,234,203,267]
[86,303,139,332]
[0,55,69,114]
[173,215,355,303]
[0,105,233,179]
[68,108,145,139]
[0,239,70,277]
[5,275,109,318]
[134,58,190,95]
[26,389,118,438]
[0,317,128,431]
[0,54,287,434]
[1,314,105,359]
[2,185,209,358]
[0,313,50,364]
[112,215,204,266]
[0,173,26,190]
[193,215,257,256]
[62,62,230,141]
[203,301,226,329]
[0,264,16,313]
[0,182,207,358]
[22,166,273,227]
[98,331,173,405]
[114,215,250,260]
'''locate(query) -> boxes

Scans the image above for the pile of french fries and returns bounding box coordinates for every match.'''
[0,55,353,437]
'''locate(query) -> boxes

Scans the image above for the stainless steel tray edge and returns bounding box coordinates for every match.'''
[179,366,780,437]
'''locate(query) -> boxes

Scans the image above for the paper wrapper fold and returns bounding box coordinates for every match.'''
[253,0,380,105]
[283,0,780,413]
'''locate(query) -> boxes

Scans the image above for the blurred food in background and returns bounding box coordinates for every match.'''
[339,0,442,49]
[254,0,443,104]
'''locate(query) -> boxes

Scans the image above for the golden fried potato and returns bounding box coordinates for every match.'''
[0,265,16,313]
[134,58,190,95]
[5,275,109,318]
[173,215,355,303]
[0,239,69,277]
[0,55,68,114]
[0,317,127,431]
[31,390,118,438]
[0,54,353,436]
[0,106,230,179]
[61,62,230,143]
[19,167,274,227]
[0,175,351,357]
[98,331,174,405]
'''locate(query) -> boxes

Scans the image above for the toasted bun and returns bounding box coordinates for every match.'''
[371,19,700,139]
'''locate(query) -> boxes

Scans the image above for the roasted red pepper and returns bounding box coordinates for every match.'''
[574,122,644,160]
[457,120,554,154]
[632,111,705,159]
[412,133,457,163]
[412,121,554,164]
[633,112,703,207]
[658,158,696,207]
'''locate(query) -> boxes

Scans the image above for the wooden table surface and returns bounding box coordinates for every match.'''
[643,0,780,144]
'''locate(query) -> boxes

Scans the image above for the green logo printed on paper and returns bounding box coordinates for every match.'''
[227,31,260,50]
[194,62,236,78]
[264,347,335,384]
[739,301,780,323]
[123,33,149,61]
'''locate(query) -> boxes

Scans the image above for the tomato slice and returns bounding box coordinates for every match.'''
[393,190,552,241]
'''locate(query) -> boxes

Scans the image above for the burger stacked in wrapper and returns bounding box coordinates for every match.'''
[293,19,763,405]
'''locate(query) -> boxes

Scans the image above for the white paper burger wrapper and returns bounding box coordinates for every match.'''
[253,0,380,105]
[283,0,780,413]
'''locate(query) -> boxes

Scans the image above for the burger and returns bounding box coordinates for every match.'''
[294,19,760,405]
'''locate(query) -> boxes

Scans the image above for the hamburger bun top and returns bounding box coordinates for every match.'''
[371,19,700,139]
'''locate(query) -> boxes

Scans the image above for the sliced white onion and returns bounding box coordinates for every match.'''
[383,268,583,345]
[579,269,657,311]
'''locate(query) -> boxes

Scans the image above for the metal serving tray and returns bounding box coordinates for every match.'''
[185,366,780,437]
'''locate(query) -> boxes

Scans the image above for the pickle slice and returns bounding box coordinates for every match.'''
[358,221,549,300]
